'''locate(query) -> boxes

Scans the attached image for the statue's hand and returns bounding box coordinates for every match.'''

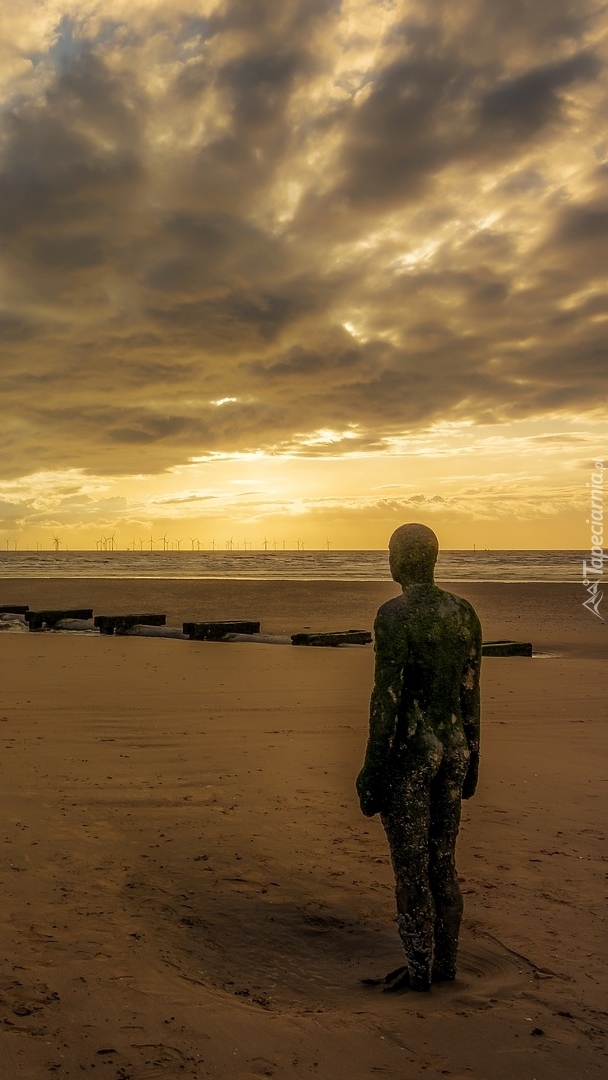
[462,750,479,800]
[356,766,386,817]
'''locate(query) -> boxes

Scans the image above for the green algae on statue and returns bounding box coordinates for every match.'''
[357,523,482,992]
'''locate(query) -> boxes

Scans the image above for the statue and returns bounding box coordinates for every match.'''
[356,523,482,991]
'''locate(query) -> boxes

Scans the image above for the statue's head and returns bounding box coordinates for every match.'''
[388,523,439,586]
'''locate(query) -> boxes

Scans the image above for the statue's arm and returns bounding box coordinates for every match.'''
[356,612,403,817]
[460,607,482,800]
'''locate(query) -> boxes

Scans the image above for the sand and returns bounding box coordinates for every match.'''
[0,581,606,1079]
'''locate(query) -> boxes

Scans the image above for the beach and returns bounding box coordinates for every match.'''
[0,581,606,1078]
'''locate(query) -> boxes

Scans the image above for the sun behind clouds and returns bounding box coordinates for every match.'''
[0,0,606,547]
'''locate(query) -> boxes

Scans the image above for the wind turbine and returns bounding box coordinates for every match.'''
[53,535,61,552]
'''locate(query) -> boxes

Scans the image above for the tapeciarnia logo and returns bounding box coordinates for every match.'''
[582,460,605,622]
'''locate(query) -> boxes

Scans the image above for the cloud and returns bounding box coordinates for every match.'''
[478,51,601,140]
[0,0,606,489]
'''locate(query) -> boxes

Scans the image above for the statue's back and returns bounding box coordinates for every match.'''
[375,584,479,734]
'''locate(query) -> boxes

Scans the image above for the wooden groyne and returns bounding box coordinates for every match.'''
[95,614,166,636]
[4,604,533,654]
[25,609,94,631]
[184,620,261,640]
[291,630,372,647]
[481,640,533,657]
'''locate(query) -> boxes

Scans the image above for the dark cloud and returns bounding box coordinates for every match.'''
[0,314,38,342]
[0,0,606,481]
[553,202,608,245]
[33,233,107,271]
[0,51,143,240]
[249,343,362,378]
[479,52,600,138]
[145,283,318,347]
[144,211,285,295]
[320,44,601,211]
[326,42,467,207]
[217,50,307,132]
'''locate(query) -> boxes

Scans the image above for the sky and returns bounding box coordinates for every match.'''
[0,0,606,550]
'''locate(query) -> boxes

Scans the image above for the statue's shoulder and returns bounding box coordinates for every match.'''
[375,595,407,621]
[439,589,481,628]
[440,587,476,611]
[373,596,408,643]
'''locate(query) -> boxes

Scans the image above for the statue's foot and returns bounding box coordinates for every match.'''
[432,967,456,983]
[361,965,430,993]
[432,952,457,983]
[383,965,411,992]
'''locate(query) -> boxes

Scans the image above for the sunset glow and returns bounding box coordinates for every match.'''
[1,1,606,548]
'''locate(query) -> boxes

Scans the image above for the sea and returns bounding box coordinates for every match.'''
[0,549,585,582]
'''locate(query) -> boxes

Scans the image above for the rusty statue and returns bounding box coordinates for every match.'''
[357,523,482,991]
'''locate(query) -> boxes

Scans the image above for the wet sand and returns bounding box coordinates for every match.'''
[0,581,606,1078]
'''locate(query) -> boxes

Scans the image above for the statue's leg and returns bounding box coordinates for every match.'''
[428,749,469,982]
[381,766,436,992]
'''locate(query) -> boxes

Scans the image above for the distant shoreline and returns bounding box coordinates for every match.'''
[0,547,589,553]
[0,549,587,583]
